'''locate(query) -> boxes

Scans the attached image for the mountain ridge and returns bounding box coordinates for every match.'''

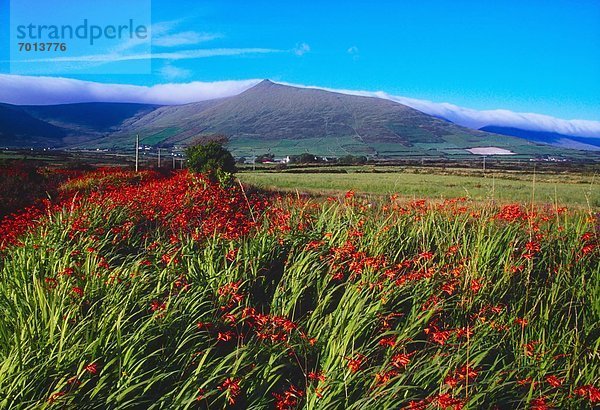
[0,80,596,159]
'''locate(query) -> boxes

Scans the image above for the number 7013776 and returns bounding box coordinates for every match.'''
[18,43,67,52]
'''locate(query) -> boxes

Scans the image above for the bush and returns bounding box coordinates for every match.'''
[289,153,322,164]
[185,142,236,180]
[338,154,368,165]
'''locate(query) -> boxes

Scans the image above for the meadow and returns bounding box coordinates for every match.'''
[0,165,598,409]
[239,167,599,208]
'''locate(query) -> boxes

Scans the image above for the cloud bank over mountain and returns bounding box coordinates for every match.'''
[1,74,599,139]
[0,74,260,106]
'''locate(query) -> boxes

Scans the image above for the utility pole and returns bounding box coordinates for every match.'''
[173,155,176,169]
[158,148,161,168]
[483,156,487,174]
[135,134,139,172]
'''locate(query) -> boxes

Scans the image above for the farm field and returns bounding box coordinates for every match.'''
[239,169,600,208]
[0,166,598,409]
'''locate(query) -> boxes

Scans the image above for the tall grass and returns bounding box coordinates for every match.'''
[0,170,598,409]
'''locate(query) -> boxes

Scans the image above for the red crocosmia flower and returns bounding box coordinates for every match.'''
[470,279,483,293]
[582,244,596,255]
[515,317,528,328]
[85,363,99,375]
[217,331,234,342]
[408,397,434,410]
[530,397,551,410]
[418,251,434,260]
[436,393,464,410]
[447,244,460,255]
[390,353,411,369]
[225,248,238,262]
[218,378,241,405]
[523,340,540,358]
[545,375,562,388]
[345,190,355,200]
[47,391,66,403]
[574,385,600,404]
[375,370,399,385]
[45,277,58,290]
[196,388,206,401]
[581,232,595,242]
[196,321,213,330]
[517,377,539,388]
[445,364,478,388]
[427,329,453,345]
[490,305,504,314]
[308,371,326,382]
[222,313,237,324]
[150,300,166,312]
[59,267,75,277]
[378,336,396,348]
[441,281,458,295]
[273,385,304,410]
[72,287,84,298]
[345,354,366,373]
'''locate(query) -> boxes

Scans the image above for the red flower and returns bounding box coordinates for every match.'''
[346,354,366,373]
[515,317,528,328]
[150,300,166,312]
[45,277,58,290]
[225,248,238,262]
[378,336,396,348]
[218,377,241,405]
[545,375,562,388]
[48,391,66,403]
[574,385,600,404]
[217,331,234,342]
[273,385,304,410]
[85,363,99,375]
[72,287,84,298]
[530,397,550,410]
[390,353,412,369]
[470,279,483,293]
[445,364,478,388]
[418,251,434,260]
[308,371,326,382]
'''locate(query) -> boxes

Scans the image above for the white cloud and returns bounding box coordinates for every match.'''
[159,63,191,80]
[154,31,221,47]
[0,74,598,139]
[347,46,359,54]
[0,74,260,105]
[11,48,282,64]
[150,20,221,47]
[294,43,311,56]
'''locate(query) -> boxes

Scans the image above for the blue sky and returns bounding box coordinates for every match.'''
[1,0,599,121]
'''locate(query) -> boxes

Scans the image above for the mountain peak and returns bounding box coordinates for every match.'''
[253,79,276,88]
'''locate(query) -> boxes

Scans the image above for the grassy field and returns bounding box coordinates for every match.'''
[239,169,600,208]
[0,168,598,409]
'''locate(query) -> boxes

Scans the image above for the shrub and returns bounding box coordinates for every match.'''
[185,142,236,180]
[338,154,368,165]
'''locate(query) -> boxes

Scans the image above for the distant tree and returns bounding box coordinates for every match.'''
[185,142,236,181]
[289,153,322,164]
[338,155,368,165]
